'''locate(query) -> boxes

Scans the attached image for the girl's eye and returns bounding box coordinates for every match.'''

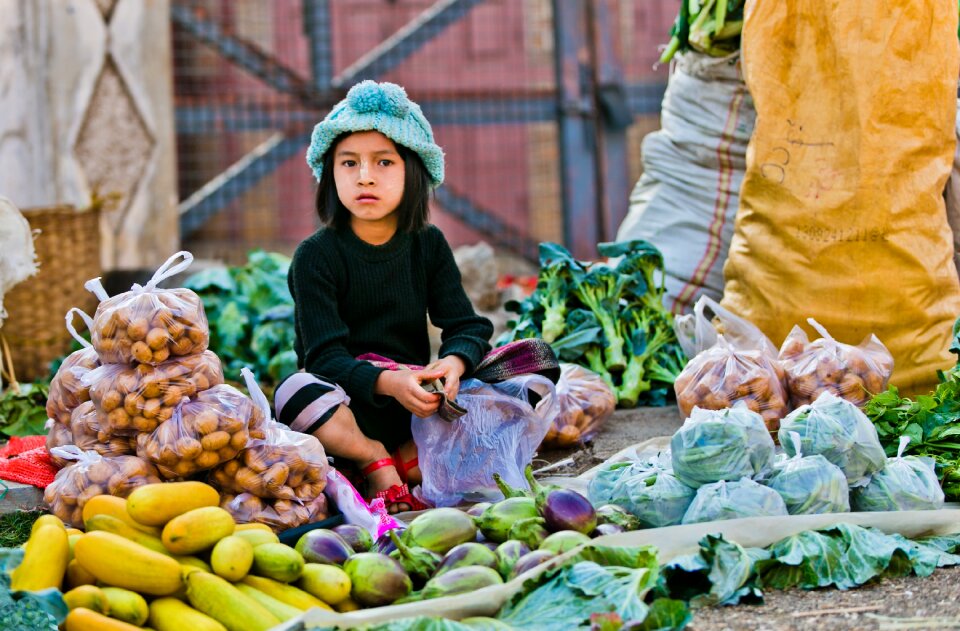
[379,159,393,167]
[341,160,357,167]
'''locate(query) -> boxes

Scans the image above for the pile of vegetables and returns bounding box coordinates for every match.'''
[183,250,298,389]
[864,318,960,501]
[0,382,50,437]
[499,241,686,407]
[660,0,745,64]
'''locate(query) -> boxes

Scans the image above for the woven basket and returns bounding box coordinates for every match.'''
[3,205,101,382]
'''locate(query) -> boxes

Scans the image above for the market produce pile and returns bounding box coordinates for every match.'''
[41,253,330,532]
[499,240,686,409]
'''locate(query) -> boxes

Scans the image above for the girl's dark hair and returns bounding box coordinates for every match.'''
[315,132,432,233]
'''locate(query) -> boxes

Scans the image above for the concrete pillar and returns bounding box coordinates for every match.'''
[0,0,178,271]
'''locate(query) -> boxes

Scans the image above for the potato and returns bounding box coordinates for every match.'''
[90,286,209,365]
[220,492,329,532]
[46,347,100,425]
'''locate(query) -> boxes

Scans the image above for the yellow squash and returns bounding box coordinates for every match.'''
[210,535,254,581]
[84,513,170,555]
[234,583,303,621]
[63,585,111,614]
[162,506,235,555]
[73,531,182,596]
[100,587,149,626]
[10,523,69,590]
[148,597,227,631]
[240,575,330,611]
[184,571,280,631]
[127,481,220,527]
[81,495,161,536]
[64,607,143,631]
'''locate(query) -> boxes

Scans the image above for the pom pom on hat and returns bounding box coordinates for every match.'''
[306,80,444,187]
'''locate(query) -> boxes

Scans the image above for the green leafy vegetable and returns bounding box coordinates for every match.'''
[661,535,764,608]
[660,0,745,64]
[183,249,296,388]
[0,382,50,437]
[0,547,67,630]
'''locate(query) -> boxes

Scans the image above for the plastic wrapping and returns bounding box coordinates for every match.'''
[681,478,788,524]
[779,318,894,408]
[412,374,559,507]
[766,432,850,515]
[46,309,100,425]
[86,252,209,365]
[86,350,224,436]
[673,296,788,434]
[778,390,886,488]
[44,419,73,468]
[670,405,776,488]
[136,383,266,479]
[587,459,695,528]
[43,446,162,527]
[220,492,330,533]
[852,436,945,512]
[210,368,329,502]
[541,363,616,448]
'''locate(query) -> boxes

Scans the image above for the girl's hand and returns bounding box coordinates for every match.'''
[424,355,467,401]
[376,368,444,418]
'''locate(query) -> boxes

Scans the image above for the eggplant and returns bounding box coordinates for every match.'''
[388,529,441,585]
[494,540,530,579]
[509,549,557,579]
[375,531,399,556]
[507,517,548,549]
[435,542,498,576]
[466,502,493,518]
[294,529,354,566]
[421,566,503,600]
[525,467,596,535]
[332,524,374,553]
[493,473,529,499]
[593,523,624,537]
[476,497,538,543]
[343,552,412,607]
[595,504,641,531]
[539,530,591,555]
[404,508,478,555]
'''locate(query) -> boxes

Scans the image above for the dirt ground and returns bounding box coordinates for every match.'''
[536,405,960,631]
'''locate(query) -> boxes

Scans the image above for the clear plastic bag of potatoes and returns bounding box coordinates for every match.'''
[541,363,616,448]
[85,350,224,436]
[136,383,267,479]
[46,309,101,425]
[779,318,894,408]
[209,368,328,502]
[673,296,788,435]
[44,419,74,468]
[220,492,330,532]
[43,447,162,527]
[85,252,209,365]
[68,401,137,458]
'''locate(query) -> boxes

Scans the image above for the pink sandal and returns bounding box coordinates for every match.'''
[361,458,427,512]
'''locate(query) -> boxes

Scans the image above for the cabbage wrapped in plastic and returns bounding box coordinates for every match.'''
[587,458,695,528]
[777,391,886,487]
[852,436,944,512]
[766,432,850,514]
[681,478,788,524]
[670,405,776,488]
[587,452,670,505]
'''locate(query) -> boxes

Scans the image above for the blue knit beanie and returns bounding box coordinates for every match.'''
[306,81,444,187]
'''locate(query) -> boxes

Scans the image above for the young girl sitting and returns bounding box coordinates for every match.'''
[275,80,495,513]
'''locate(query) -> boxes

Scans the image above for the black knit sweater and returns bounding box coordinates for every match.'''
[288,225,493,448]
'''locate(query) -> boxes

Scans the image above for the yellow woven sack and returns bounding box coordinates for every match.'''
[723,0,960,395]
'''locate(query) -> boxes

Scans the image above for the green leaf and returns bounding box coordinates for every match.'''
[662,535,761,608]
[756,529,850,590]
[630,598,692,631]
[215,302,249,355]
[567,545,660,572]
[0,383,51,437]
[182,266,236,294]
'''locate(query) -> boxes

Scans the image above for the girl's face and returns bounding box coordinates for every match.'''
[333,131,406,232]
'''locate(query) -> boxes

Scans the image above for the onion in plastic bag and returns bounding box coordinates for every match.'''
[777,390,886,487]
[587,458,694,528]
[851,436,944,512]
[670,404,776,488]
[766,432,850,514]
[681,478,788,524]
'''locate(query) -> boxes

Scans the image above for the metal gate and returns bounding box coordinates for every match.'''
[171,0,676,262]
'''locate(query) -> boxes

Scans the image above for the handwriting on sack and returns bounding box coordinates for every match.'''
[794,225,889,244]
[759,120,838,198]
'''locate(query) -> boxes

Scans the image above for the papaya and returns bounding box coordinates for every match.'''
[84,513,169,555]
[10,523,69,590]
[162,506,235,555]
[250,542,304,583]
[63,585,110,614]
[74,531,182,595]
[234,583,303,621]
[240,575,330,611]
[184,570,280,631]
[100,587,149,626]
[298,563,351,606]
[65,607,142,631]
[149,597,227,631]
[82,495,161,536]
[127,481,220,527]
